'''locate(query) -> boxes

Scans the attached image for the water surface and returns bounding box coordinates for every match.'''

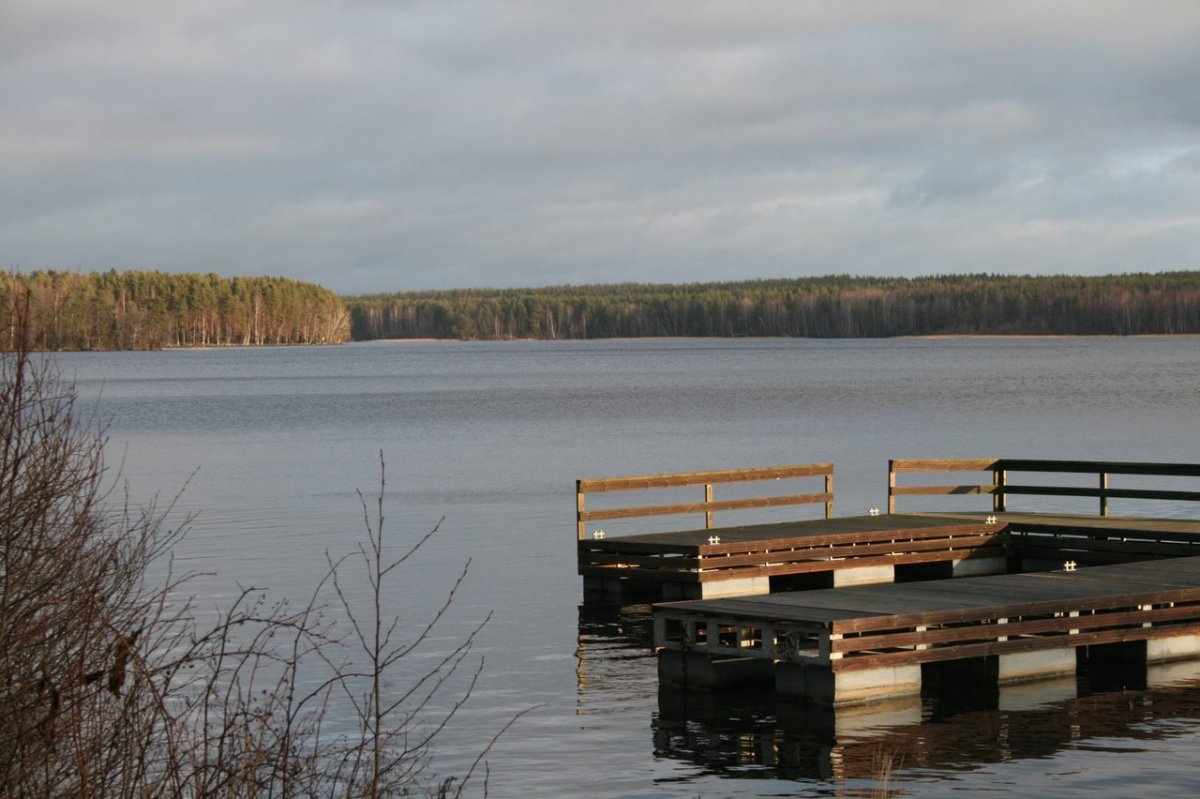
[59,337,1200,797]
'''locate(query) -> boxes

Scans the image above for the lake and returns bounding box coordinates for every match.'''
[57,336,1200,797]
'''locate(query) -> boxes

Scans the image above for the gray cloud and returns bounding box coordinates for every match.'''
[3,1,1200,292]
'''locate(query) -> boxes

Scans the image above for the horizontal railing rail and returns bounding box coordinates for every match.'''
[888,458,1200,516]
[576,463,833,540]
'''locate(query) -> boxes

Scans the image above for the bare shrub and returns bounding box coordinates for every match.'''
[1,336,507,796]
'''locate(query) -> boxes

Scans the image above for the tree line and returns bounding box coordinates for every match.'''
[346,272,1200,340]
[7,269,1200,350]
[1,270,350,350]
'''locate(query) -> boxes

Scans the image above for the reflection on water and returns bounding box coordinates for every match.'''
[577,603,1200,793]
[575,603,656,712]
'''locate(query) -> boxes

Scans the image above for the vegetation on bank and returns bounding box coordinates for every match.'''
[1,270,350,350]
[7,269,1200,350]
[0,330,501,795]
[346,272,1200,340]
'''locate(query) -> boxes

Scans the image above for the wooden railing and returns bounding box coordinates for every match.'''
[576,464,834,540]
[888,458,1200,515]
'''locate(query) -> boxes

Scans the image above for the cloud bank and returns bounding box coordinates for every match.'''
[3,1,1199,292]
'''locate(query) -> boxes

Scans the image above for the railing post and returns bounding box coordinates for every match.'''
[1099,471,1109,516]
[704,482,714,529]
[887,460,897,514]
[576,480,586,540]
[825,471,834,519]
[993,468,1007,513]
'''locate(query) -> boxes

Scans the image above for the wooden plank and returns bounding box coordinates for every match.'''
[996,459,1200,477]
[890,459,999,472]
[578,463,833,493]
[697,547,1010,581]
[833,586,1200,635]
[832,622,1200,672]
[892,458,1200,478]
[913,512,1200,537]
[579,492,832,523]
[887,458,1200,515]
[690,519,1001,549]
[576,481,586,540]
[831,603,1200,655]
[830,597,1200,647]
[890,484,997,497]
[607,513,1001,548]
[1003,485,1200,504]
[1013,535,1200,554]
[692,533,1003,571]
[589,543,1006,583]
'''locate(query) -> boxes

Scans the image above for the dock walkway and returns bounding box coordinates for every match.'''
[655,556,1200,705]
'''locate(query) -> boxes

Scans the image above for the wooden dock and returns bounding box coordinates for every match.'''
[655,556,1200,705]
[580,458,1200,601]
[581,513,1009,600]
[578,463,1014,601]
[576,458,1200,703]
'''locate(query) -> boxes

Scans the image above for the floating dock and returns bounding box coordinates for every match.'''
[655,556,1200,705]
[577,463,1015,602]
[576,458,1200,704]
[578,459,1200,602]
[581,513,1009,601]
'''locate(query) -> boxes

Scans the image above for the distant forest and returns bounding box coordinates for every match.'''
[1,270,349,350]
[346,272,1200,340]
[6,270,1200,351]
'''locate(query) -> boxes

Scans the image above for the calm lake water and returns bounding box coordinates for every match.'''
[57,337,1200,797]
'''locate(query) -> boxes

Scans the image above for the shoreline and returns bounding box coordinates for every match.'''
[359,333,1200,343]
[27,333,1200,353]
[899,333,1200,340]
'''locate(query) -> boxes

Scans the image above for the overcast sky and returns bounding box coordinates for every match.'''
[3,2,1199,294]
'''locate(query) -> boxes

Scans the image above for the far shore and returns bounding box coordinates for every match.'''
[900,333,1200,340]
[362,333,1200,343]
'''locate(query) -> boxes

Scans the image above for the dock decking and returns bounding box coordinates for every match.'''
[581,513,1008,600]
[580,510,1200,602]
[655,556,1200,705]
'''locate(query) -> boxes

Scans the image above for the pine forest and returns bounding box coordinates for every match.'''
[1,270,350,350]
[6,269,1200,350]
[347,272,1200,341]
